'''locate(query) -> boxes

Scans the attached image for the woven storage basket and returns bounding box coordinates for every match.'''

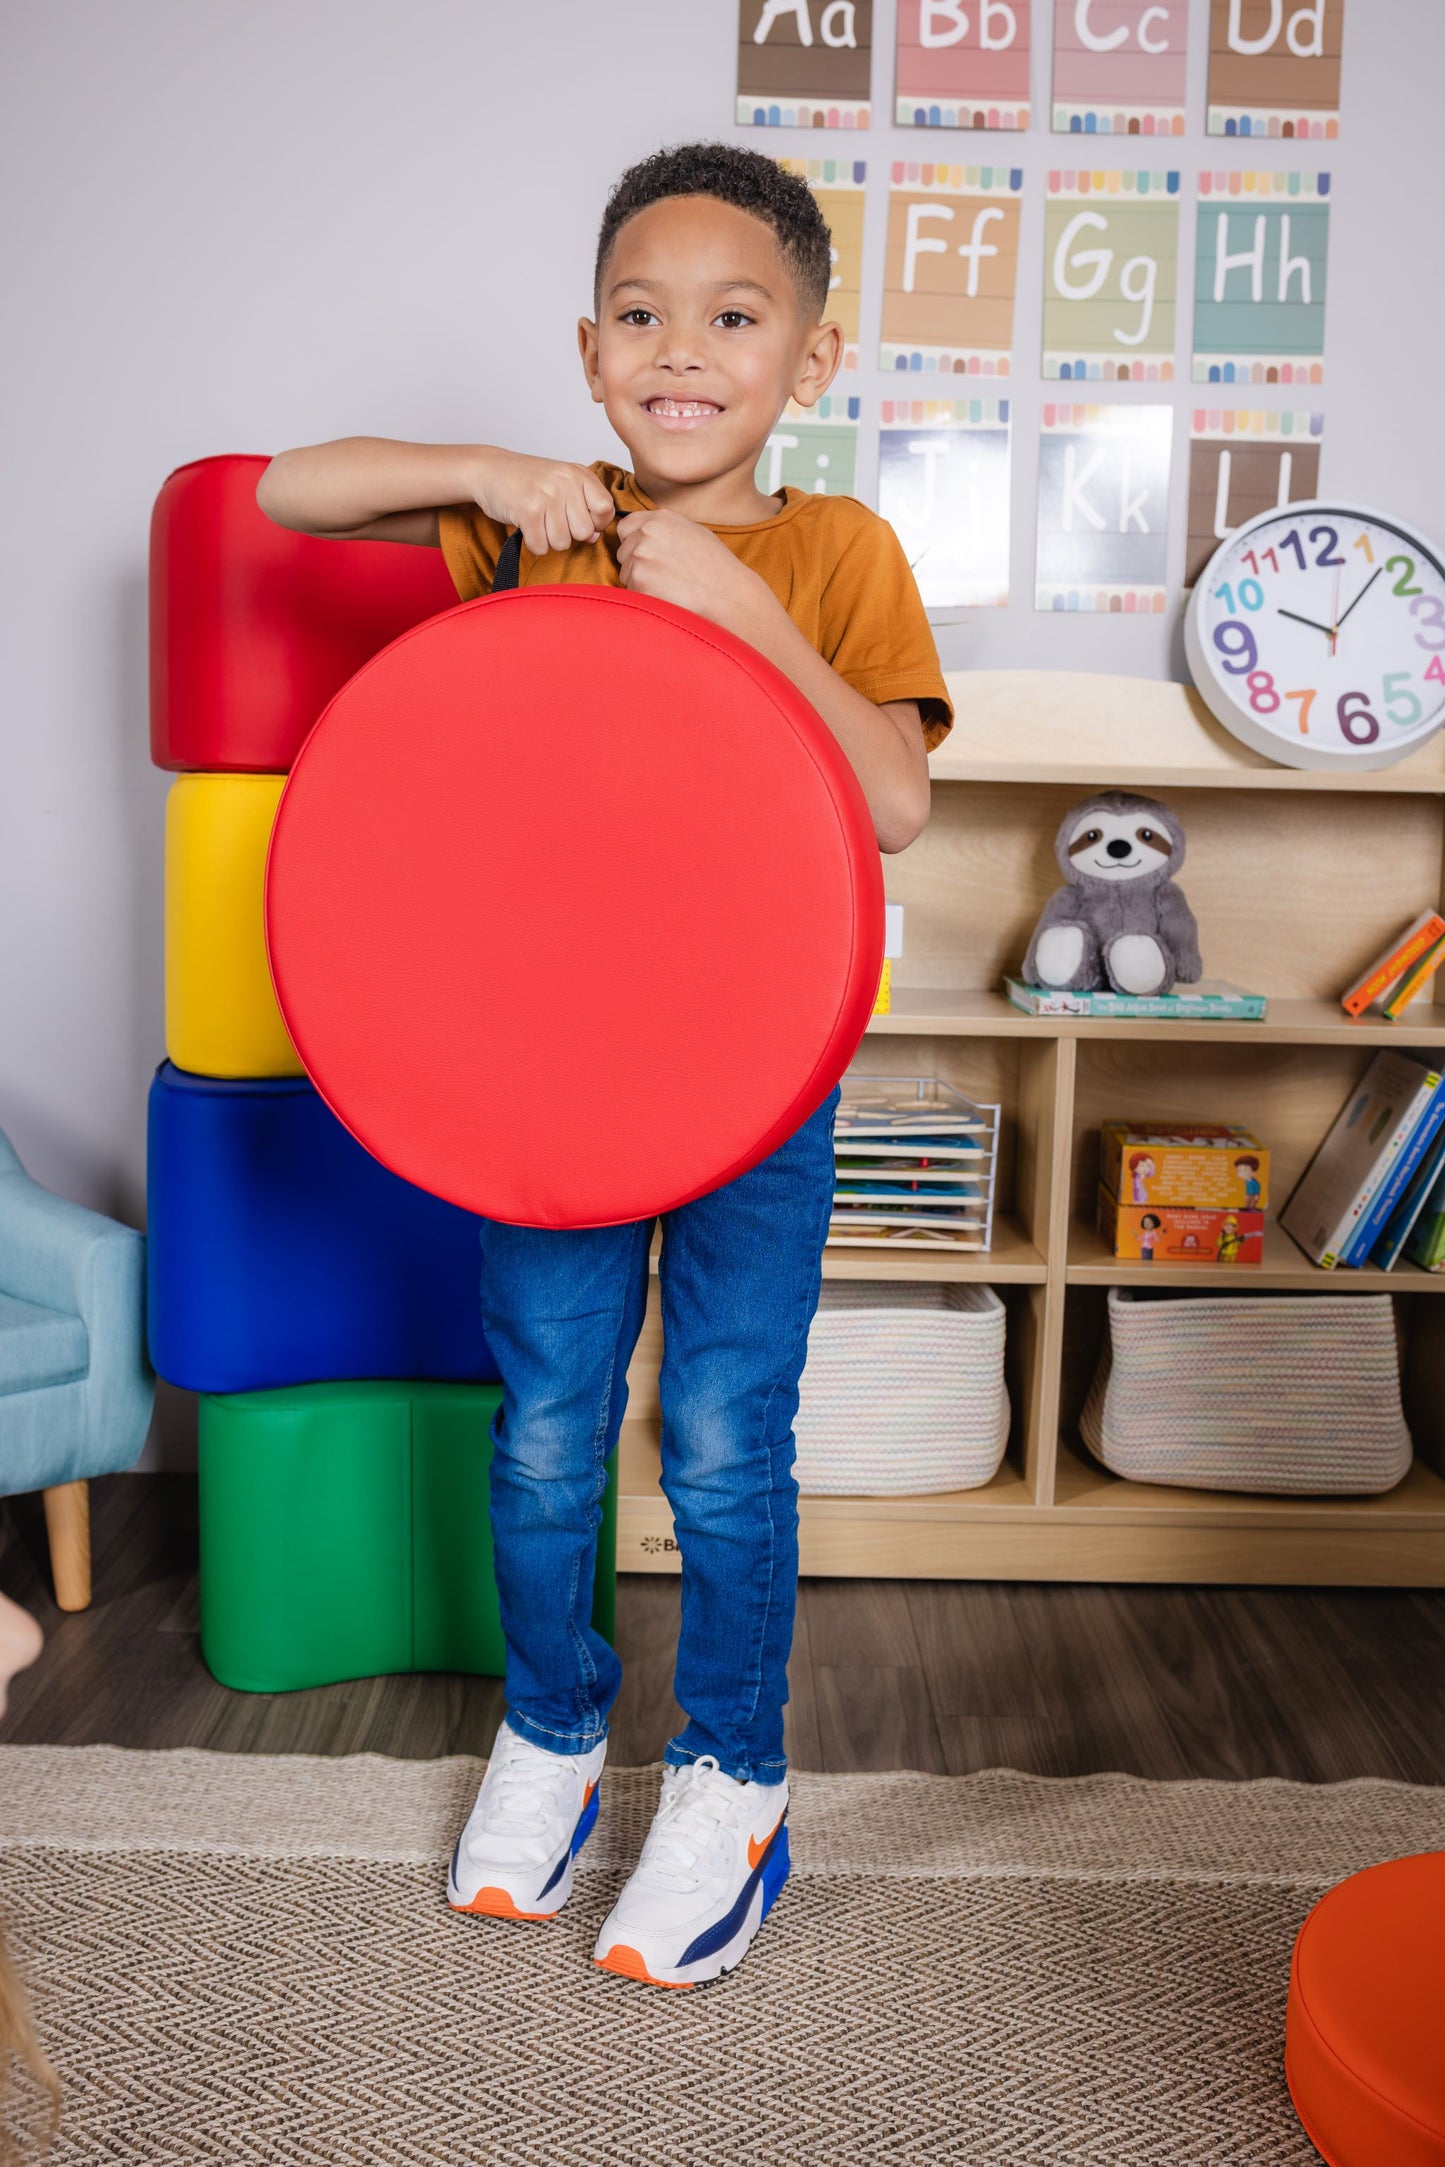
[1080,1287,1413,1496]
[792,1281,1009,1496]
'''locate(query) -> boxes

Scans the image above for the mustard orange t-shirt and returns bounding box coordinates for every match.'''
[437,462,954,752]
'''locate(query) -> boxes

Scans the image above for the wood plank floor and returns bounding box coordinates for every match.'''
[3,1476,1444,1782]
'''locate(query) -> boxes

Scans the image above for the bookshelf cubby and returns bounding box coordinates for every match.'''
[616,671,1445,1588]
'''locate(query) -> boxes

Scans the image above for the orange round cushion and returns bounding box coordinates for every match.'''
[265,585,883,1228]
[1286,1851,1445,2166]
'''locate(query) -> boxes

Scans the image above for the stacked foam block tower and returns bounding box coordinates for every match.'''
[147,456,617,1691]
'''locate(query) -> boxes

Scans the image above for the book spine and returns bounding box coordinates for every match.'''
[1378,1123,1445,1271]
[1341,914,1445,1017]
[1327,1075,1443,1265]
[1342,1084,1445,1265]
[1406,1158,1445,1269]
[1383,933,1445,1021]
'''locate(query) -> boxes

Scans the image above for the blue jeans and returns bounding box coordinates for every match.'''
[478,1083,840,1785]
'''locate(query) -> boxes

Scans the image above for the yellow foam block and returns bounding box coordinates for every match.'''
[165,773,303,1078]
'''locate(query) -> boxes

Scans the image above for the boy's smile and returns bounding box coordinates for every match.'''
[579,195,842,525]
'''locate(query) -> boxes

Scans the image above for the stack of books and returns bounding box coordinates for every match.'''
[1096,1121,1268,1265]
[1341,909,1445,1021]
[829,1076,999,1251]
[1281,1050,1445,1270]
[1005,977,1266,1022]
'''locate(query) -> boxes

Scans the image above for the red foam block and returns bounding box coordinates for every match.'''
[150,454,459,773]
[265,585,884,1228]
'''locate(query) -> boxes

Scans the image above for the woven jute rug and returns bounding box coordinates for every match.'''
[2,1748,1443,2164]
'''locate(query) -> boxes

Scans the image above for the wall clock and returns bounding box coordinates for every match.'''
[1183,501,1445,772]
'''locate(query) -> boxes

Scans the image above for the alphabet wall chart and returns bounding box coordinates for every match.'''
[1184,407,1323,583]
[1051,0,1189,138]
[757,392,861,496]
[894,0,1032,131]
[1206,0,1343,139]
[1035,403,1173,609]
[1192,171,1329,382]
[738,0,1346,610]
[780,157,867,366]
[738,0,874,128]
[881,164,1024,374]
[1042,170,1180,380]
[877,398,1013,606]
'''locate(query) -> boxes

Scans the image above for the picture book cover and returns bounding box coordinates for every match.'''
[1375,1122,1445,1273]
[1004,976,1266,1020]
[1339,1080,1445,1266]
[1405,1158,1445,1272]
[1281,1051,1443,1268]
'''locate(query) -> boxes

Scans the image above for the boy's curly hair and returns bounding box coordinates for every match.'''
[594,143,833,318]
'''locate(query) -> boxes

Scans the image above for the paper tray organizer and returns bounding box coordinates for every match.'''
[828,1075,1000,1252]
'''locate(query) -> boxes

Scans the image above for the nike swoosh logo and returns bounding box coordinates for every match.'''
[748,1810,786,1870]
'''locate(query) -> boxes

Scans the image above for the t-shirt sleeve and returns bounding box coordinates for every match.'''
[820,512,954,751]
[437,502,508,601]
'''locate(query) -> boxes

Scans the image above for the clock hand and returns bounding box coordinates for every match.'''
[1334,565,1384,634]
[1276,607,1336,636]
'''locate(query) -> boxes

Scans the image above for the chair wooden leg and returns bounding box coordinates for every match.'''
[42,1480,92,1612]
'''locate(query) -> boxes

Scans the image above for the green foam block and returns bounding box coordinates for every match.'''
[198,1380,617,1693]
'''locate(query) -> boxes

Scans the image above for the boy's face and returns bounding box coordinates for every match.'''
[579,195,841,493]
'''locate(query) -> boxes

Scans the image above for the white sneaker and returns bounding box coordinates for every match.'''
[447,1720,606,1922]
[593,1755,790,1988]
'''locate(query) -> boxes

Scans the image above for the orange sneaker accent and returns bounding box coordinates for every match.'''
[748,1810,786,1871]
[450,1885,557,1922]
[583,1780,597,1807]
[595,1943,693,1989]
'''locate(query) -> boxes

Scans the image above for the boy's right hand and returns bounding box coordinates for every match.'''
[473,449,616,557]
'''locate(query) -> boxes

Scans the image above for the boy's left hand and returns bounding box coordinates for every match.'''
[616,509,778,642]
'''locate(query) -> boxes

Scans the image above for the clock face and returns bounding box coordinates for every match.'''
[1183,503,1445,771]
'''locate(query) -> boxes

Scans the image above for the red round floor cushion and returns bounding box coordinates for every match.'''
[265,585,884,1227]
[1285,1851,1445,2166]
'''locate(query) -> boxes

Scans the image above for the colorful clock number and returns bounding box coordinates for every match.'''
[1337,691,1379,745]
[1309,524,1345,567]
[1214,580,1263,615]
[1283,687,1315,735]
[1426,656,1445,688]
[1387,555,1423,598]
[1412,595,1445,650]
[1382,672,1422,727]
[1246,670,1280,714]
[1212,621,1256,674]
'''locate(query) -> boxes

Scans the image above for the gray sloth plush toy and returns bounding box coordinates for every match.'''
[1022,791,1202,997]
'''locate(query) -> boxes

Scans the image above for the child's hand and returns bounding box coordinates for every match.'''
[616,509,776,639]
[473,449,617,556]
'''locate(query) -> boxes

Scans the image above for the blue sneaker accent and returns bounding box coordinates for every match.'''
[537,1783,602,1896]
[759,1825,791,1920]
[677,1820,786,1966]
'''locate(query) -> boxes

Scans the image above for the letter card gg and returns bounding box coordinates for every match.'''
[1043,170,1180,381]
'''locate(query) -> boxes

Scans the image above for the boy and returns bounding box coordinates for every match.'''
[258,143,953,1988]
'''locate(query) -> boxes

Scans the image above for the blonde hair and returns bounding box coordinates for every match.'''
[0,1925,59,2164]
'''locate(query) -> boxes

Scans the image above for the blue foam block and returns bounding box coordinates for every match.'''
[147,1061,498,1391]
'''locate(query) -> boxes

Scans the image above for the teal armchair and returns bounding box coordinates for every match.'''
[0,1123,154,1608]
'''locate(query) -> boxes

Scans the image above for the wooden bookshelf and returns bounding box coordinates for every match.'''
[617,671,1445,1589]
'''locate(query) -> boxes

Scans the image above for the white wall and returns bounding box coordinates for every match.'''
[3,0,1443,1462]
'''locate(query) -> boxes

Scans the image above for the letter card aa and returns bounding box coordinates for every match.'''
[738,0,874,129]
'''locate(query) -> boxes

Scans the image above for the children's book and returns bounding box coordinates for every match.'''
[1339,1079,1445,1265]
[1405,1154,1445,1271]
[1280,1051,1444,1268]
[1375,1121,1445,1271]
[1004,977,1267,1021]
[1382,932,1445,1022]
[1341,910,1445,1018]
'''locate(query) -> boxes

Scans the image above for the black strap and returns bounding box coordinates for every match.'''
[491,528,523,594]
